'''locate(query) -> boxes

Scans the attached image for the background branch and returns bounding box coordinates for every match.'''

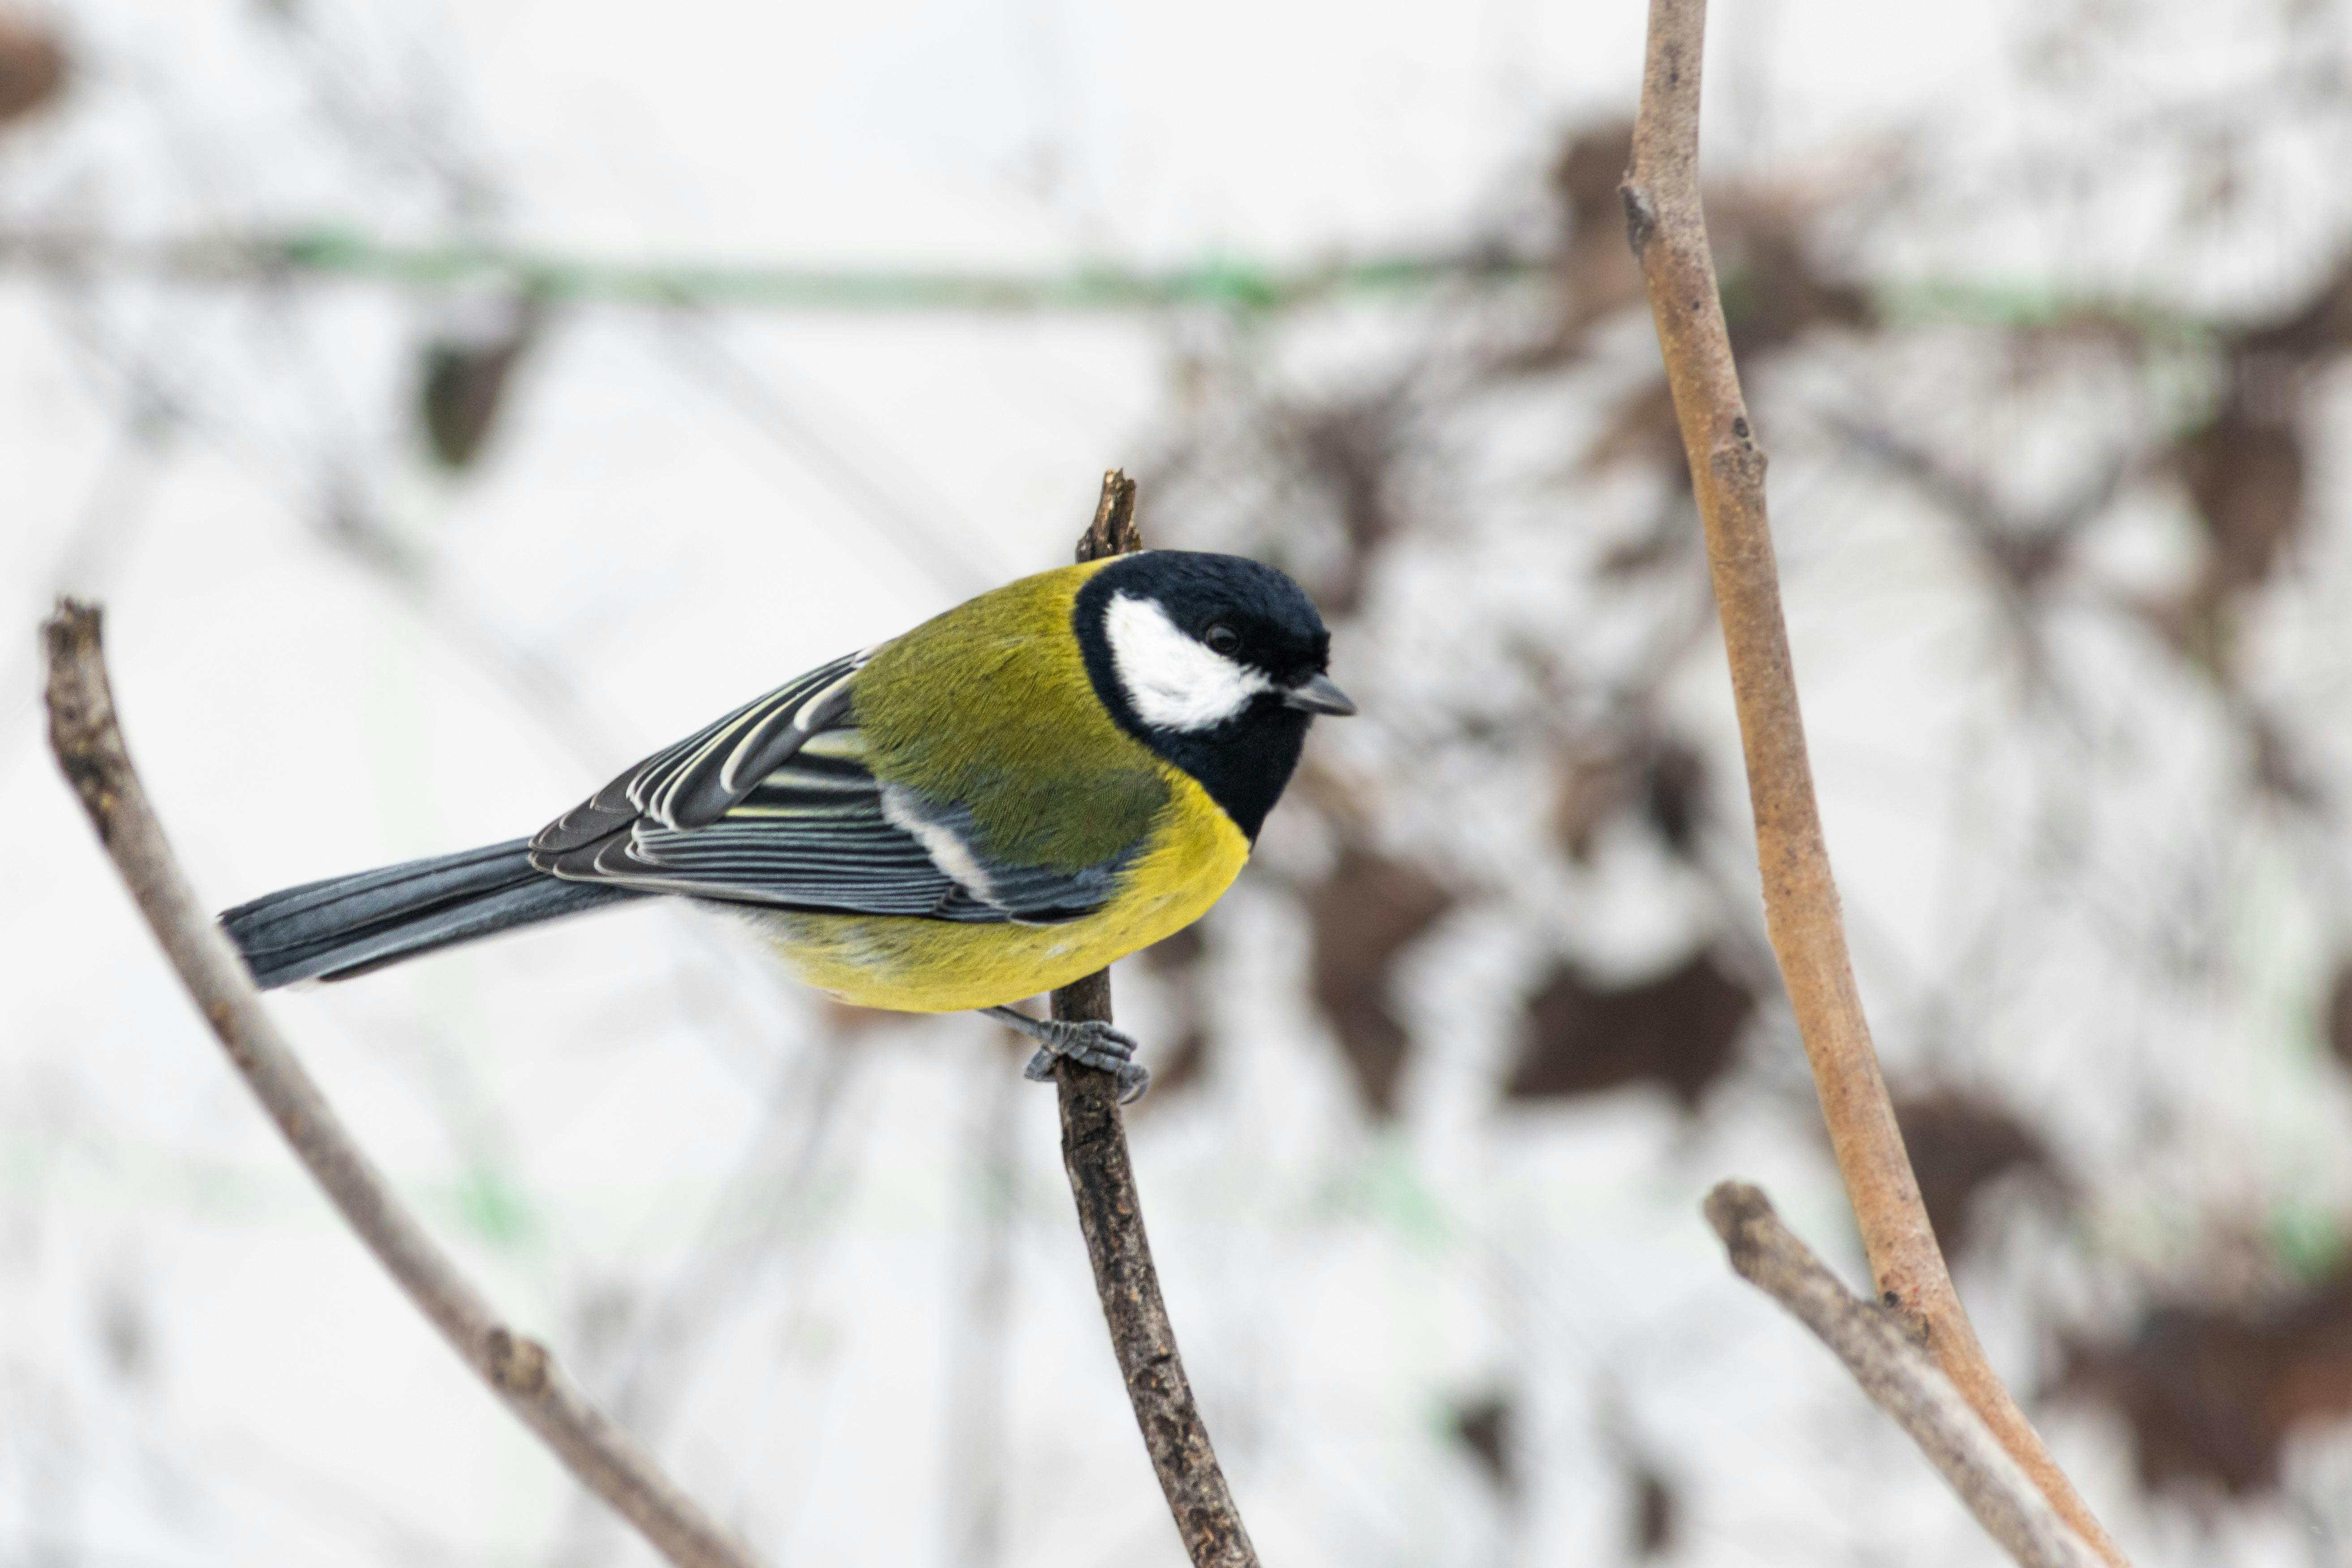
[1618,1,2129,1561]
[40,601,766,1568]
[0,224,2218,335]
[1046,473,1259,1568]
[1703,1183,2102,1568]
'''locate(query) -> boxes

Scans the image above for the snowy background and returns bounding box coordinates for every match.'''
[8,0,2352,1564]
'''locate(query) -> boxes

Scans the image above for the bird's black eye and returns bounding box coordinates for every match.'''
[1203,623,1241,656]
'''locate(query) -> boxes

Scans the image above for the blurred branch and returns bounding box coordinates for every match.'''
[1703,1183,2102,1568]
[1618,3,2129,1564]
[40,601,766,1568]
[1047,473,1258,1568]
[657,313,1004,594]
[1868,277,2217,348]
[1811,401,2137,700]
[3,225,1530,314]
[0,223,2220,334]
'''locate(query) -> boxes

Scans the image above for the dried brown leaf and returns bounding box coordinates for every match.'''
[1451,1392,1515,1493]
[1549,120,1635,233]
[420,304,541,472]
[2245,249,2352,360]
[1892,1089,2061,1260]
[2176,394,2305,601]
[1640,740,1706,857]
[1550,745,1629,863]
[1583,379,1686,481]
[2068,1266,2352,1496]
[1506,949,1754,1110]
[1629,1462,1678,1558]
[1549,735,1707,862]
[2324,956,2352,1079]
[1715,214,1873,360]
[1306,847,1455,1117]
[0,13,64,128]
[1282,390,1411,617]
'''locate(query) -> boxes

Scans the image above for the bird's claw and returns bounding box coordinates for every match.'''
[1021,1043,1151,1103]
[987,1009,1150,1103]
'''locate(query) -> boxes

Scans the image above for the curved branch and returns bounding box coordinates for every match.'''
[42,601,764,1568]
[1618,4,2128,1563]
[1047,473,1259,1568]
[1704,1184,2102,1568]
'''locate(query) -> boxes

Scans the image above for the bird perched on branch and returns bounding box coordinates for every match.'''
[219,551,1353,1100]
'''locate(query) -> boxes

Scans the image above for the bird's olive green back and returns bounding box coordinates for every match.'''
[853,559,1169,873]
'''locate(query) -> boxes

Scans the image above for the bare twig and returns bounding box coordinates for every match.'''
[1619,3,2128,1563]
[1703,1183,2103,1568]
[41,601,765,1568]
[1075,468,1146,561]
[1047,472,1258,1568]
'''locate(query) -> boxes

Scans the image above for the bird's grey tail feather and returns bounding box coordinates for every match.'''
[219,838,645,990]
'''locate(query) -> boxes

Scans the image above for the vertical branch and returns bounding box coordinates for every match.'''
[1617,4,2129,1564]
[1048,472,1259,1568]
[42,602,765,1568]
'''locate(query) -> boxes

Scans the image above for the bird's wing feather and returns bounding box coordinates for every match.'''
[530,662,1129,924]
[534,648,872,853]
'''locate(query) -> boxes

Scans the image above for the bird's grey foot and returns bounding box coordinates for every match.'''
[981,1007,1151,1103]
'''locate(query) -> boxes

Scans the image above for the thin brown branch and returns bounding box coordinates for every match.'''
[1704,1183,2103,1568]
[42,601,765,1568]
[1047,471,1258,1568]
[1619,3,2129,1563]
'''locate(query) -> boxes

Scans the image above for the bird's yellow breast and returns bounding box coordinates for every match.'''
[738,765,1249,1013]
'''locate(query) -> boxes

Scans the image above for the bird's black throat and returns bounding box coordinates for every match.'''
[1122,691,1312,843]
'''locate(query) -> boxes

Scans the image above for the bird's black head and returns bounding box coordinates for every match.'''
[1073,550,1354,841]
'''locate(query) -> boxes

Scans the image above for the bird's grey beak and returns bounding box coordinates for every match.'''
[1282,673,1357,716]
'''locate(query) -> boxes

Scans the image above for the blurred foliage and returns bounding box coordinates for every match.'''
[1449,1390,1514,1495]
[1627,1458,1678,1559]
[2068,1267,2352,1497]
[446,1162,543,1251]
[0,10,62,129]
[2326,955,2352,1077]
[417,297,541,472]
[1890,1090,2063,1261]
[1305,845,1455,1118]
[1507,950,1755,1111]
[1551,731,1709,865]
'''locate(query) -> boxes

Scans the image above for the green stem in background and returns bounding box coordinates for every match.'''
[2,222,2224,339]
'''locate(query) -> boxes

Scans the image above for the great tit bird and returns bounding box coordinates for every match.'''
[220,550,1354,1099]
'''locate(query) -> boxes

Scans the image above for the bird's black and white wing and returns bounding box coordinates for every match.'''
[534,648,871,847]
[529,654,1125,924]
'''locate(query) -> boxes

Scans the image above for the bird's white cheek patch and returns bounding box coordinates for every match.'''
[1104,593,1270,731]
